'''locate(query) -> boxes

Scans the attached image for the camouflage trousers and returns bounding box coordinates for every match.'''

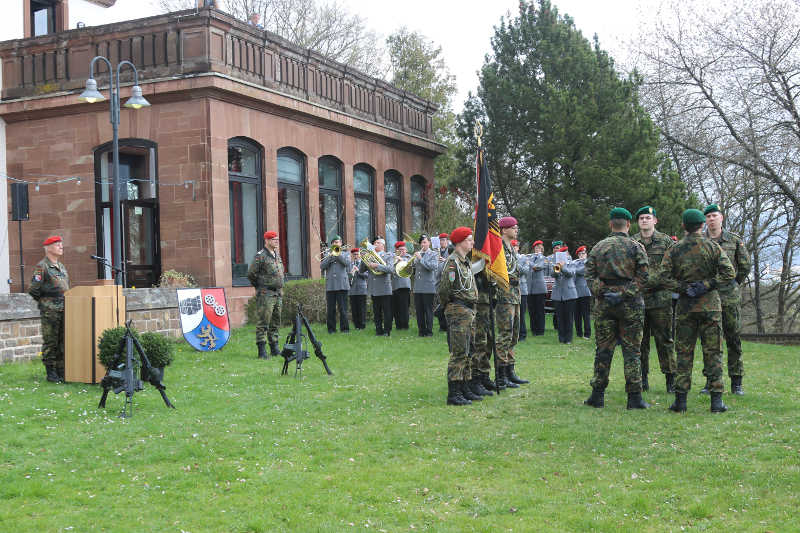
[254,292,282,345]
[40,308,65,371]
[640,306,676,376]
[590,299,644,393]
[702,303,743,378]
[444,303,475,381]
[495,302,519,364]
[675,310,723,394]
[472,302,493,376]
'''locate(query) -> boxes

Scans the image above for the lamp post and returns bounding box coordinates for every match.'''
[79,58,150,286]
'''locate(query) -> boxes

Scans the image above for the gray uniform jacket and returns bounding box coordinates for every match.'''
[435,247,449,282]
[359,251,394,297]
[527,254,547,295]
[320,253,352,292]
[348,259,368,296]
[551,258,577,301]
[573,259,591,298]
[517,254,530,296]
[391,254,412,291]
[412,249,438,294]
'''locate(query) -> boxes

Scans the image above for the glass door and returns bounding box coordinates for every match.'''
[123,201,160,288]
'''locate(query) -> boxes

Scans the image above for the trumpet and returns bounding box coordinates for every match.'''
[359,238,387,275]
[315,242,349,261]
[554,263,562,274]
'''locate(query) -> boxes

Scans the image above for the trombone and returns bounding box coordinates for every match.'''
[315,242,350,261]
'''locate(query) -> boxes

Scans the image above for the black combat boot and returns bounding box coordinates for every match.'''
[584,388,605,408]
[470,376,493,396]
[461,381,483,401]
[507,364,529,385]
[479,372,497,393]
[641,374,649,391]
[665,373,675,393]
[626,392,650,410]
[710,391,728,413]
[45,365,62,383]
[446,381,471,406]
[257,342,268,359]
[731,376,744,396]
[700,378,710,394]
[502,366,519,388]
[669,392,687,412]
[269,341,280,357]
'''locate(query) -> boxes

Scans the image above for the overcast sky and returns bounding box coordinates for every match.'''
[0,0,655,109]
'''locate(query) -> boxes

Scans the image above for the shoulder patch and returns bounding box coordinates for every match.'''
[33,274,42,282]
[448,271,456,282]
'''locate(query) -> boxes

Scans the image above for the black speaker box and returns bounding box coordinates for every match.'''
[11,183,29,221]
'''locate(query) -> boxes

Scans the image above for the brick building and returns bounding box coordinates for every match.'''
[0,5,443,323]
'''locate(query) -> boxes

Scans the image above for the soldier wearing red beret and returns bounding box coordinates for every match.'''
[572,245,592,340]
[391,241,411,330]
[248,230,285,358]
[495,216,529,388]
[29,236,70,382]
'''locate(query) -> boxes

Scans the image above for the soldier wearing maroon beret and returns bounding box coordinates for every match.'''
[29,235,70,383]
[495,216,529,388]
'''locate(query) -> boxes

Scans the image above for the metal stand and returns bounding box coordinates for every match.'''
[280,305,333,376]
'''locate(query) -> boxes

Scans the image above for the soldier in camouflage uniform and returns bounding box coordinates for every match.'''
[469,271,497,396]
[438,227,479,406]
[632,205,677,393]
[495,216,529,388]
[660,209,736,413]
[702,204,751,395]
[584,208,650,410]
[29,235,70,383]
[248,230,285,359]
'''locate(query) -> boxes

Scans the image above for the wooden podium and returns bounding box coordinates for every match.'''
[64,282,125,384]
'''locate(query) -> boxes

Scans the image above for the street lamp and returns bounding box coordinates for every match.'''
[79,58,150,286]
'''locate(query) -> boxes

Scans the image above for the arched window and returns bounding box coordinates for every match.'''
[318,156,343,245]
[411,176,427,233]
[384,170,403,249]
[229,137,263,286]
[277,147,308,278]
[94,138,160,288]
[353,164,374,245]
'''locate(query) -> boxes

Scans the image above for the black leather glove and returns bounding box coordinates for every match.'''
[685,281,708,298]
[603,291,623,306]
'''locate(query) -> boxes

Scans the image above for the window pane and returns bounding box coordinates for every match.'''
[278,153,303,184]
[230,181,260,280]
[320,192,341,244]
[354,167,372,193]
[411,180,424,202]
[34,8,49,37]
[279,187,304,276]
[318,158,340,190]
[355,196,372,245]
[385,202,399,249]
[384,176,398,199]
[412,205,424,233]
[229,146,257,175]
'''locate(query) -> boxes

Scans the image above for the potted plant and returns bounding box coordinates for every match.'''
[98,326,139,371]
[138,332,175,382]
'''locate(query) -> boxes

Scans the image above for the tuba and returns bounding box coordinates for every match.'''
[394,255,416,278]
[359,238,387,275]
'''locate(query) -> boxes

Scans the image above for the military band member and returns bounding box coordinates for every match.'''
[660,209,736,413]
[348,248,368,330]
[513,239,529,341]
[632,206,677,393]
[248,230,285,359]
[438,227,479,405]
[584,207,650,410]
[434,232,450,333]
[547,240,563,330]
[703,204,751,395]
[29,235,70,383]
[495,216,529,387]
[552,246,577,344]
[526,240,547,335]
[412,235,438,337]
[573,246,592,339]
[359,237,395,336]
[391,241,412,330]
[320,235,351,334]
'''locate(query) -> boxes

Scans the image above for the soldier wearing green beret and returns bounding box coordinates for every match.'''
[659,209,736,413]
[632,205,677,393]
[702,204,751,395]
[584,207,650,410]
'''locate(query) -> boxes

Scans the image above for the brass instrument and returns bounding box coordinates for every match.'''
[394,255,416,278]
[315,242,349,261]
[330,244,342,256]
[554,263,562,274]
[359,238,387,275]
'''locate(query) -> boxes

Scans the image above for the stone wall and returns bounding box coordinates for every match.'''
[0,288,182,364]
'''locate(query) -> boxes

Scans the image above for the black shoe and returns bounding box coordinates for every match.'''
[257,342,268,359]
[57,367,65,381]
[710,391,728,413]
[45,366,63,383]
[641,374,649,391]
[461,381,482,401]
[480,372,498,392]
[507,364,529,385]
[328,330,336,334]
[626,391,650,410]
[700,378,710,394]
[584,388,604,408]
[731,376,744,395]
[269,342,280,356]
[669,392,687,412]
[494,368,508,391]
[501,366,519,388]
[470,377,493,396]
[665,373,675,393]
[446,381,471,406]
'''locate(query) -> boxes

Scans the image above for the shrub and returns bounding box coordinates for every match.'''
[97,326,139,369]
[246,278,327,325]
[158,270,197,288]
[139,332,175,368]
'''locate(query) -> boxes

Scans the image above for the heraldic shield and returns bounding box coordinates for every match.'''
[177,288,231,351]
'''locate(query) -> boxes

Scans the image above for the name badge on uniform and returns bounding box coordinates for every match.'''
[448,271,456,282]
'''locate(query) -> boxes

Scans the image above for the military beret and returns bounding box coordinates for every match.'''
[511,239,519,246]
[559,246,569,252]
[438,233,449,239]
[350,247,360,253]
[575,245,586,254]
[419,234,429,244]
[498,216,518,228]
[449,226,472,244]
[635,205,656,218]
[394,241,406,249]
[682,209,705,225]
[610,207,632,220]
[264,230,278,239]
[670,235,678,242]
[42,235,62,246]
[703,204,721,216]
[552,240,563,248]
[330,235,342,243]
[532,240,543,247]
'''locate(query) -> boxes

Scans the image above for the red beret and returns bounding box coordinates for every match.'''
[42,235,62,246]
[511,239,519,246]
[449,226,472,244]
[532,240,543,247]
[394,241,406,248]
[671,235,678,242]
[559,246,569,252]
[264,231,278,240]
[438,233,449,239]
[498,216,517,228]
[575,245,586,253]
[350,247,360,253]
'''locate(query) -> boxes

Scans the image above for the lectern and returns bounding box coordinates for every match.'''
[64,281,125,384]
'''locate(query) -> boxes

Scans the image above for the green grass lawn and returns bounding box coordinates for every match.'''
[1,321,797,532]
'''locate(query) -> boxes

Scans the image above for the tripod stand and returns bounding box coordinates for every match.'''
[280,305,333,376]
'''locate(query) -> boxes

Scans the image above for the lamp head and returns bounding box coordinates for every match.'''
[124,85,150,109]
[79,78,104,103]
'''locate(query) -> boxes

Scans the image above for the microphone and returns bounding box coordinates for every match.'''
[90,255,104,261]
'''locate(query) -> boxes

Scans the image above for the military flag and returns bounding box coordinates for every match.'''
[472,146,509,290]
